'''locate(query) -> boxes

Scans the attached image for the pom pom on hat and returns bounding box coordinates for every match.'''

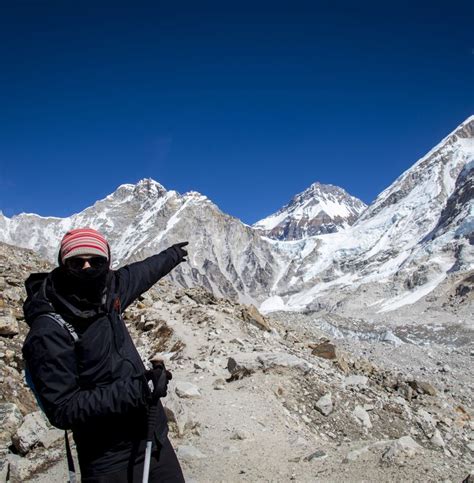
[59,228,110,264]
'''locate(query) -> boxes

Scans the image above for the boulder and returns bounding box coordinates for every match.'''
[226,352,313,382]
[0,458,8,483]
[315,394,333,416]
[352,358,377,375]
[227,356,258,374]
[164,399,198,438]
[344,375,368,389]
[240,305,271,332]
[430,429,445,448]
[212,378,226,390]
[3,350,14,363]
[256,352,312,372]
[0,403,23,448]
[311,342,337,360]
[2,288,22,303]
[175,381,201,399]
[6,454,34,482]
[352,405,372,429]
[7,448,62,482]
[38,428,64,449]
[336,356,351,374]
[227,350,310,379]
[176,445,206,461]
[12,411,50,455]
[408,380,436,396]
[0,314,19,336]
[382,436,423,461]
[416,408,436,438]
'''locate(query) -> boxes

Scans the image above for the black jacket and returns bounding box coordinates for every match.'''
[22,247,182,477]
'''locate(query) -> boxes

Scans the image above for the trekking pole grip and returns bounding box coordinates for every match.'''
[147,403,159,441]
[146,360,164,440]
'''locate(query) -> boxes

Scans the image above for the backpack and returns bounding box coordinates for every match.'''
[25,312,79,483]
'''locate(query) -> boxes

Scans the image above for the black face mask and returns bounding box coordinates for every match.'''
[52,264,110,310]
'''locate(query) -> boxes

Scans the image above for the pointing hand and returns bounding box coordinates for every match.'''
[171,241,189,263]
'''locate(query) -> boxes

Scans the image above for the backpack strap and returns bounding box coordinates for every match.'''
[42,312,79,343]
[35,312,78,482]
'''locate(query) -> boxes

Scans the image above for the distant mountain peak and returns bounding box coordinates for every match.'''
[253,182,367,241]
[108,178,168,205]
[296,181,363,203]
[133,178,167,196]
[308,180,335,189]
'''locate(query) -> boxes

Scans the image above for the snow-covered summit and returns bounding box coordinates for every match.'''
[108,178,168,203]
[253,181,367,240]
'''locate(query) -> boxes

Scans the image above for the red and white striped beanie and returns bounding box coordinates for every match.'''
[59,228,110,264]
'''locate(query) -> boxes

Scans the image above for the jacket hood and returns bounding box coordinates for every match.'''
[23,267,113,326]
[23,272,56,327]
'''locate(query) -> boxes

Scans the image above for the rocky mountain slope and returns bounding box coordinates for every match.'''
[0,243,472,482]
[252,182,367,240]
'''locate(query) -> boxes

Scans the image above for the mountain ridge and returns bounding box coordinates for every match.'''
[1,116,472,315]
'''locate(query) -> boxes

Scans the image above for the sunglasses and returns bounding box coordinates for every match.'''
[65,256,108,270]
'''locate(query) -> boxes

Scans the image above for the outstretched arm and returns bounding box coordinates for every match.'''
[115,242,188,311]
[23,319,151,430]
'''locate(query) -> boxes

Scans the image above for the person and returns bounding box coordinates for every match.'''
[22,227,188,482]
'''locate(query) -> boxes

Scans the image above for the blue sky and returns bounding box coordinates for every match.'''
[1,0,472,224]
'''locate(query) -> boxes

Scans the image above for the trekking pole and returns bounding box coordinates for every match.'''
[142,361,163,483]
[142,402,158,483]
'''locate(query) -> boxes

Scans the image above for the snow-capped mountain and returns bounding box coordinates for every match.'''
[0,179,285,305]
[261,115,474,313]
[253,182,367,240]
[1,116,472,315]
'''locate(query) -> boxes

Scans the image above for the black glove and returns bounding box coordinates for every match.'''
[145,363,173,403]
[171,241,189,263]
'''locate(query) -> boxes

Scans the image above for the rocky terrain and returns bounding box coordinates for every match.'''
[0,242,473,482]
